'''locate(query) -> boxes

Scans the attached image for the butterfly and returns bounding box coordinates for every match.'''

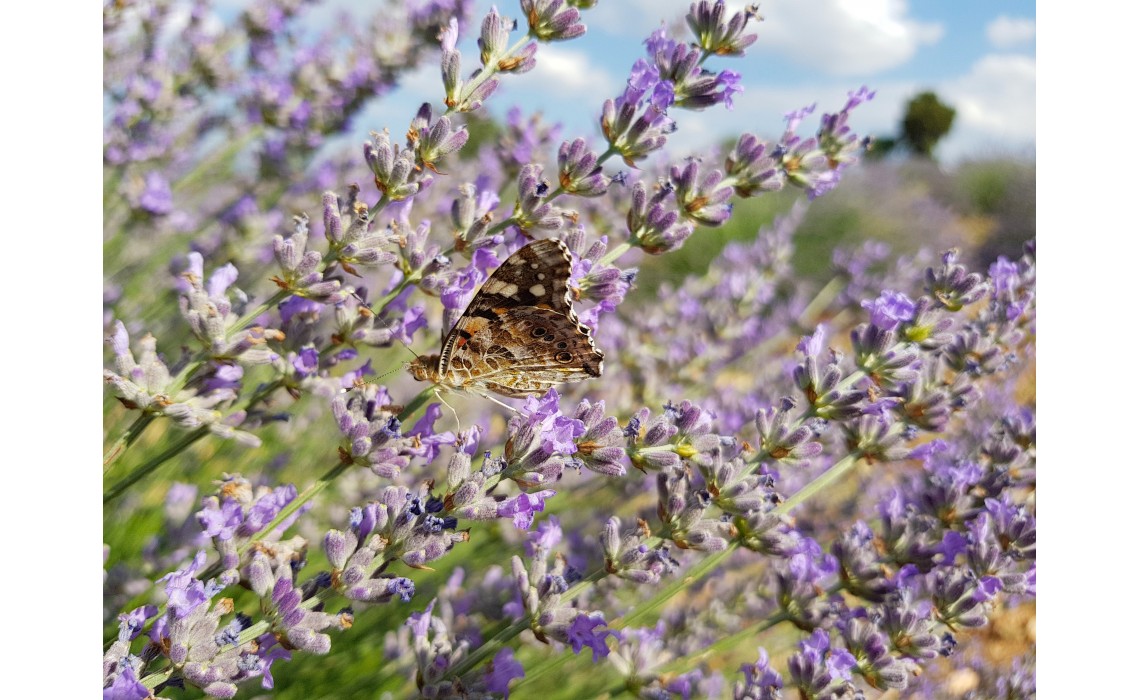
[408,239,604,403]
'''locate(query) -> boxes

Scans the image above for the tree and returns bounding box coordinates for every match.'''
[900,91,956,159]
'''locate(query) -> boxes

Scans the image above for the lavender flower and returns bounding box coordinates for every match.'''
[513,164,567,232]
[409,102,470,172]
[687,1,761,56]
[322,188,400,272]
[735,648,784,700]
[480,7,537,74]
[627,180,695,254]
[484,647,526,697]
[104,3,1033,697]
[499,389,585,487]
[103,321,261,445]
[726,133,786,196]
[670,160,734,226]
[557,137,610,196]
[364,129,430,201]
[521,0,587,41]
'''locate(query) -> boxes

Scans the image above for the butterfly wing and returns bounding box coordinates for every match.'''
[438,239,576,375]
[442,306,604,398]
[466,239,575,316]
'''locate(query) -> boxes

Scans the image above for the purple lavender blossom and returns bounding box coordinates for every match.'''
[862,290,918,331]
[103,665,150,700]
[566,612,615,661]
[484,647,526,697]
[137,171,174,215]
[104,2,1033,696]
[497,490,557,529]
[159,550,215,619]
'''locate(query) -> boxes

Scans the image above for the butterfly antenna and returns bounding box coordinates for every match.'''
[355,363,405,387]
[354,291,425,362]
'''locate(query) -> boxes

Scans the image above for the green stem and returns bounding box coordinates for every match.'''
[368,239,466,324]
[618,546,736,629]
[458,451,867,687]
[103,167,123,208]
[139,667,174,693]
[446,35,533,116]
[797,276,844,328]
[371,274,416,317]
[231,288,291,337]
[103,379,285,503]
[658,612,790,675]
[598,241,633,268]
[172,126,265,195]
[398,386,438,423]
[368,193,391,219]
[245,461,352,549]
[103,413,155,472]
[103,428,209,504]
[446,617,532,680]
[777,452,862,513]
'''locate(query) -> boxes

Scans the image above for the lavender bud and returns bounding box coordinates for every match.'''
[441,45,462,106]
[247,552,274,596]
[446,451,472,489]
[412,104,469,171]
[478,7,511,67]
[926,249,988,311]
[687,0,760,56]
[323,529,355,571]
[627,181,694,254]
[932,569,987,629]
[364,130,424,200]
[726,132,785,196]
[602,99,674,165]
[514,164,564,231]
[521,0,586,41]
[557,138,609,196]
[459,77,501,112]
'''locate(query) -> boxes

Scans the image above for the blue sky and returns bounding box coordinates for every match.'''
[340,0,1036,162]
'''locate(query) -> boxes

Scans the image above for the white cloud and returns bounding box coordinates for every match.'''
[509,46,619,106]
[665,57,1036,165]
[754,0,943,76]
[588,0,690,38]
[210,0,1031,164]
[594,0,944,76]
[986,16,1036,49]
[937,54,1035,158]
[350,62,441,139]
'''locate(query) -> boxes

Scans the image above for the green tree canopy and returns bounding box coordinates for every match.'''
[900,91,956,158]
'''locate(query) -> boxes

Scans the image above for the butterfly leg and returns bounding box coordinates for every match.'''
[477,392,521,415]
[434,388,462,432]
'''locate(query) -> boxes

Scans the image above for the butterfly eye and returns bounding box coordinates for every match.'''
[555,341,569,349]
[531,327,548,337]
[555,351,573,363]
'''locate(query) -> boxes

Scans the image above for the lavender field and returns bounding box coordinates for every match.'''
[102,1,1036,698]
